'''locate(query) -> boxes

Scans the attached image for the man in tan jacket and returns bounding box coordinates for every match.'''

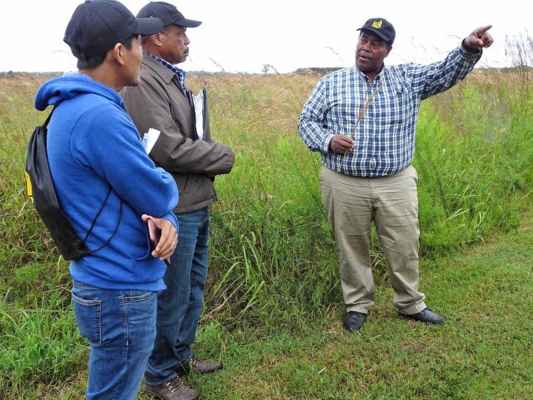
[120,2,234,399]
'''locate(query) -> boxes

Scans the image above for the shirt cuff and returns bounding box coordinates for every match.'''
[324,134,336,153]
[461,40,482,59]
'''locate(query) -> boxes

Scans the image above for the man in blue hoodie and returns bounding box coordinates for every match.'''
[34,1,178,399]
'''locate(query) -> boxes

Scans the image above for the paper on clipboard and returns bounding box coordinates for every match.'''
[186,88,208,141]
[141,128,160,154]
[192,90,205,140]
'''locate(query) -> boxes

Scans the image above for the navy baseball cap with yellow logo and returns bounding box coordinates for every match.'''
[357,18,396,44]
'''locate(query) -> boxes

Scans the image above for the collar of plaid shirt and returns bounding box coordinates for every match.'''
[144,52,186,92]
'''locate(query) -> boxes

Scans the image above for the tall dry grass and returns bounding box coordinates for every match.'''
[0,49,532,397]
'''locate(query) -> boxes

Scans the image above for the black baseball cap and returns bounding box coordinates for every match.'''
[357,18,396,45]
[137,2,202,28]
[64,0,164,61]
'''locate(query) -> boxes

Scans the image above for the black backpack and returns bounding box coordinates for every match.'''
[25,107,121,260]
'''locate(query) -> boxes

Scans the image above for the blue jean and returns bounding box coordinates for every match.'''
[145,207,209,386]
[71,282,158,400]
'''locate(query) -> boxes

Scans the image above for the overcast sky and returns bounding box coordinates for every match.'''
[2,0,530,73]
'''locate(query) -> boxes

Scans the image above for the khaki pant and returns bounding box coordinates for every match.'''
[320,165,426,315]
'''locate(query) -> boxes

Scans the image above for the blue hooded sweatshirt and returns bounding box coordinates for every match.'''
[34,73,179,291]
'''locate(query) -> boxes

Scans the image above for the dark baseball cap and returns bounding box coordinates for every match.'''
[137,2,202,28]
[357,18,396,45]
[64,0,164,61]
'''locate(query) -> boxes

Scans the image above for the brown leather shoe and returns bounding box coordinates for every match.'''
[176,356,223,376]
[144,376,200,400]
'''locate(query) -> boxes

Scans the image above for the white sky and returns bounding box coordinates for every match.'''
[2,1,531,73]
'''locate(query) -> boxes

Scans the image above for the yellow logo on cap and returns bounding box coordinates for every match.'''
[371,20,383,29]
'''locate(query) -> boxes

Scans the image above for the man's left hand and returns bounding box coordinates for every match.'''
[464,25,494,50]
[142,214,178,261]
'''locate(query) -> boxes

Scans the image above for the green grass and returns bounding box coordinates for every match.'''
[158,212,533,400]
[0,66,532,399]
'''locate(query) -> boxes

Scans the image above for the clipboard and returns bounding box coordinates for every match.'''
[186,88,208,140]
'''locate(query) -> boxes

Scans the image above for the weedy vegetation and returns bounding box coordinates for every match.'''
[0,34,532,399]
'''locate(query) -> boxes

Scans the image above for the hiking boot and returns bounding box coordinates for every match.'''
[176,356,223,376]
[145,376,200,400]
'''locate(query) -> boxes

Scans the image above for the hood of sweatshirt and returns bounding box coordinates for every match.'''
[35,72,125,112]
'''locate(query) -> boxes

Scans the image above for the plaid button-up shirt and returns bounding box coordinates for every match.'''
[298,45,481,177]
[144,52,187,92]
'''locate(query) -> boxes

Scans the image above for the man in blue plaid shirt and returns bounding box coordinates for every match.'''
[298,18,493,331]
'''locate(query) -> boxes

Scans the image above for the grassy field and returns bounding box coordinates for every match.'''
[0,66,532,399]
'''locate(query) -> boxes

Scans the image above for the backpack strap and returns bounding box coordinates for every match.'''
[42,107,55,128]
[82,187,123,255]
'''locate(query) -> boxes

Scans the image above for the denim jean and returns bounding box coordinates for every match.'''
[71,282,158,400]
[145,207,209,386]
